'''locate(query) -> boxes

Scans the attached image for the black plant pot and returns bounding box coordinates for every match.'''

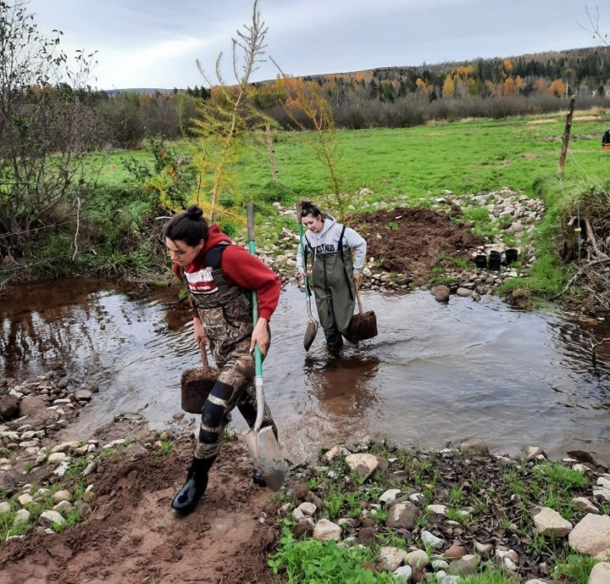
[505,248,519,264]
[488,250,502,271]
[474,254,487,269]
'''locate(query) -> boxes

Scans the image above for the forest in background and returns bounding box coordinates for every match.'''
[97,45,610,147]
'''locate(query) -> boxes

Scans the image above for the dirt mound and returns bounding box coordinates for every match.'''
[349,206,486,276]
[0,435,277,584]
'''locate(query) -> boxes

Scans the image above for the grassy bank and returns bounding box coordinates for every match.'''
[84,108,609,305]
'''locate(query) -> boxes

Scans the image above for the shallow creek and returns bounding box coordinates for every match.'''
[2,279,609,463]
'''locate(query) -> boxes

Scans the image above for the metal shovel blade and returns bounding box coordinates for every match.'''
[303,278,319,351]
[304,320,319,351]
[243,424,285,492]
[241,376,285,492]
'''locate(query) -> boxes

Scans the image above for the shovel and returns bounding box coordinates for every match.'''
[180,341,218,414]
[296,202,319,351]
[242,202,285,492]
[344,280,378,343]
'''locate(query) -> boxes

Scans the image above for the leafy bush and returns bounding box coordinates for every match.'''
[269,527,401,584]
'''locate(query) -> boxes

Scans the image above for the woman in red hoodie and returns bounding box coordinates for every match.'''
[164,205,281,516]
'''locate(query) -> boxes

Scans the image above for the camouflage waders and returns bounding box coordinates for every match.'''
[190,273,276,461]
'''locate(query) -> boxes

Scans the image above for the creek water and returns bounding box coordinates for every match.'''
[2,279,610,463]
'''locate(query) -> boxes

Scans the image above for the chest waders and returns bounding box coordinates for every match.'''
[171,244,277,516]
[305,226,355,352]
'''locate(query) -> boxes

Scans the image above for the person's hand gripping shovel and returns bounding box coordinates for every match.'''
[296,202,319,351]
[242,202,285,492]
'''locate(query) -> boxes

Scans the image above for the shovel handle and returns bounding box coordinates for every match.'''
[246,202,263,381]
[295,202,313,301]
[198,341,209,370]
[354,278,365,315]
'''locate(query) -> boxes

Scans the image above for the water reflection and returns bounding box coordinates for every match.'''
[303,354,380,418]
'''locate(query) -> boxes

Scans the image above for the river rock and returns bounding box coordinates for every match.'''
[431,285,450,302]
[568,513,610,557]
[40,510,64,526]
[386,502,419,530]
[378,546,406,571]
[312,518,341,541]
[405,549,430,568]
[0,395,19,420]
[589,562,610,584]
[532,507,572,537]
[345,453,378,481]
[19,395,48,416]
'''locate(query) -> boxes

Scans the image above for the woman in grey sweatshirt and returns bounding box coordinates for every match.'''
[296,201,367,354]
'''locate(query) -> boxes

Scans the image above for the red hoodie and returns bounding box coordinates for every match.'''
[172,225,281,321]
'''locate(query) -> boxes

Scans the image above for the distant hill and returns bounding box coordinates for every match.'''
[104,88,174,96]
[104,46,610,99]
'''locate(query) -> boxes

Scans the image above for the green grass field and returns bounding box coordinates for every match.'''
[96,109,609,209]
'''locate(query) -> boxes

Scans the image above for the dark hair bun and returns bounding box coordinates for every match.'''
[186,205,203,220]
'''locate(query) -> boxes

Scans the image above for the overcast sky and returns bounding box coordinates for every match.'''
[25,0,607,91]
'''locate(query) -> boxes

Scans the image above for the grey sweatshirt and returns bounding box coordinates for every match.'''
[296,214,367,275]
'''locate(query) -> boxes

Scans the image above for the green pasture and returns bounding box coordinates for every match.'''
[94,110,610,212]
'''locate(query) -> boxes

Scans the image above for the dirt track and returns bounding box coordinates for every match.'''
[1,419,278,584]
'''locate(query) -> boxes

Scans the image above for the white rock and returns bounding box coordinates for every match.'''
[52,490,72,503]
[378,546,406,571]
[589,562,610,584]
[405,549,429,568]
[427,504,448,515]
[569,514,610,556]
[312,518,342,541]
[532,507,572,537]
[345,453,378,481]
[17,494,33,506]
[52,441,81,453]
[40,510,65,526]
[409,492,426,506]
[102,439,126,449]
[573,497,599,514]
[421,530,444,549]
[53,500,73,513]
[298,502,316,517]
[13,509,30,525]
[392,565,412,581]
[379,489,401,505]
[291,507,304,521]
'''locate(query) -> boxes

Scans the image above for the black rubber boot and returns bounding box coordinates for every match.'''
[171,456,215,516]
[253,470,267,487]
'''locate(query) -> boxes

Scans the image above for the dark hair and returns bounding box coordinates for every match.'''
[299,199,322,219]
[163,205,209,246]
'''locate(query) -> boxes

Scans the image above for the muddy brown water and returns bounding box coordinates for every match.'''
[2,278,610,463]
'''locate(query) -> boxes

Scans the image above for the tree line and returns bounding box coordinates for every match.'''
[85,47,610,144]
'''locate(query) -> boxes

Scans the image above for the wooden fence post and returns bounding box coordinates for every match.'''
[558,96,576,176]
[266,124,278,182]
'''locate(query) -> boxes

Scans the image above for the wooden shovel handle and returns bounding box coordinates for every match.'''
[354,278,365,315]
[198,341,209,370]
